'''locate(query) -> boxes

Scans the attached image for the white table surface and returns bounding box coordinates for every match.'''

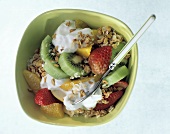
[1,0,170,134]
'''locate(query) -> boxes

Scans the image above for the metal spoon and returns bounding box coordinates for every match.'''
[72,14,156,105]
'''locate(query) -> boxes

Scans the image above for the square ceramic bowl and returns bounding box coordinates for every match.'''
[15,9,138,126]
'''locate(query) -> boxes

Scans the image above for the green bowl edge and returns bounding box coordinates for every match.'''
[15,9,138,126]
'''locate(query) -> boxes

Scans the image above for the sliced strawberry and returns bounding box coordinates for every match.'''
[88,46,112,74]
[35,88,61,106]
[113,81,128,89]
[94,90,123,111]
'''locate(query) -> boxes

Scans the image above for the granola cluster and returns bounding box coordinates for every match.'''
[27,49,45,78]
[64,106,114,118]
[96,26,124,48]
[72,31,94,48]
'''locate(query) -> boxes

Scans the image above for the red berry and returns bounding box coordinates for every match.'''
[35,88,60,106]
[113,81,128,89]
[94,90,123,111]
[88,46,112,74]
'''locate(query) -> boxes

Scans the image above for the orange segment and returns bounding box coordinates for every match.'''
[23,70,41,92]
[40,103,64,118]
[60,75,101,91]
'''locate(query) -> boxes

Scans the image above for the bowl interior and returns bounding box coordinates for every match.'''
[16,9,138,126]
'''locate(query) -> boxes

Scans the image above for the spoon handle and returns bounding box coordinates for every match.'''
[72,14,156,105]
[109,14,156,70]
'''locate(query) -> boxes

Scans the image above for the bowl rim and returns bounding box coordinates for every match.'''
[15,8,138,126]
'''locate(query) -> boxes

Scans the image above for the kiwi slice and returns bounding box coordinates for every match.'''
[103,65,129,88]
[75,20,89,28]
[40,35,69,79]
[111,42,128,65]
[40,35,52,61]
[58,52,86,77]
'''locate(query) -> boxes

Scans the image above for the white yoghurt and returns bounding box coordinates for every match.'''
[63,81,102,110]
[40,74,102,110]
[40,20,101,110]
[52,20,92,53]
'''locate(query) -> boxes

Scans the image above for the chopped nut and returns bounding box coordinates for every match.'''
[103,37,108,44]
[41,72,46,77]
[112,43,117,49]
[55,46,58,51]
[125,53,131,59]
[88,81,93,84]
[35,61,42,67]
[101,99,109,104]
[70,29,76,33]
[97,37,104,44]
[78,31,83,37]
[65,21,70,26]
[84,65,91,73]
[106,26,112,32]
[51,78,55,86]
[55,56,59,62]
[54,64,59,67]
[52,33,56,39]
[84,37,90,44]
[72,89,78,95]
[102,80,108,85]
[97,27,102,35]
[104,91,112,98]
[80,90,86,97]
[44,76,47,83]
[107,32,113,39]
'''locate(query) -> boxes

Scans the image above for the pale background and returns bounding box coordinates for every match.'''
[0,0,170,134]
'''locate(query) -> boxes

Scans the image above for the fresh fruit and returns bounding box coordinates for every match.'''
[40,103,64,118]
[111,42,129,65]
[113,81,128,89]
[94,90,123,110]
[58,52,86,77]
[111,42,125,61]
[103,65,129,88]
[23,70,41,92]
[75,19,89,28]
[88,46,113,74]
[40,35,52,61]
[40,35,69,79]
[60,76,97,91]
[35,88,60,106]
[43,58,69,79]
[76,45,92,58]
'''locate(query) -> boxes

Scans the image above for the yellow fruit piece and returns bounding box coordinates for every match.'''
[76,45,92,58]
[60,75,101,91]
[23,70,41,92]
[40,103,64,118]
[76,29,98,58]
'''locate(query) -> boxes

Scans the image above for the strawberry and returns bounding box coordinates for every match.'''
[113,81,128,89]
[94,90,123,111]
[35,88,60,106]
[88,46,112,74]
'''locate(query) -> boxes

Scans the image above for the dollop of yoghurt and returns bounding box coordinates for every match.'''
[63,79,102,111]
[52,20,92,53]
[40,74,102,110]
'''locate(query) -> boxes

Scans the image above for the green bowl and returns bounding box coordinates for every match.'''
[15,9,138,126]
